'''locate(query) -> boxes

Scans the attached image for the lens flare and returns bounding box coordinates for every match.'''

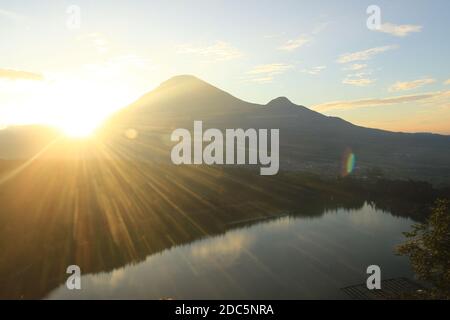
[341,148,356,177]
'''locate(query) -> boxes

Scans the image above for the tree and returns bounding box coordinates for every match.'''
[396,199,450,299]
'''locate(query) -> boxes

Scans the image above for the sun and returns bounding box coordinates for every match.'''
[55,113,103,138]
[15,77,136,139]
[60,122,97,138]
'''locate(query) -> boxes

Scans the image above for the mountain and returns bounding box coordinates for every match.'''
[0,125,60,159]
[1,75,449,183]
[102,75,450,184]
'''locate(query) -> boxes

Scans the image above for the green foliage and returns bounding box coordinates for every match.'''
[397,199,450,299]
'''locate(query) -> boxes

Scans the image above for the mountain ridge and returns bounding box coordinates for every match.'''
[99,75,450,184]
[124,75,448,137]
[1,75,449,184]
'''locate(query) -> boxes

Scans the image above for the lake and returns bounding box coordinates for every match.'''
[46,203,415,299]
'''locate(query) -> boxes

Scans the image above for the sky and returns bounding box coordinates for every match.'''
[1,0,449,135]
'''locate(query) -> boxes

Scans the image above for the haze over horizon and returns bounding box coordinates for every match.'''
[1,0,450,134]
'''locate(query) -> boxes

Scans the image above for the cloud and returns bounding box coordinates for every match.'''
[247,63,294,75]
[278,36,310,51]
[376,23,422,37]
[243,63,293,83]
[313,90,450,112]
[244,63,294,83]
[342,70,374,87]
[247,77,274,84]
[263,32,286,39]
[191,232,254,266]
[77,33,110,54]
[311,22,330,35]
[82,54,156,77]
[345,64,368,71]
[301,66,327,75]
[0,8,23,22]
[389,78,435,92]
[342,78,374,87]
[0,68,43,81]
[337,45,397,64]
[445,79,450,85]
[177,41,242,61]
[277,22,327,52]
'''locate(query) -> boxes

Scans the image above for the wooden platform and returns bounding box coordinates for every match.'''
[341,277,425,300]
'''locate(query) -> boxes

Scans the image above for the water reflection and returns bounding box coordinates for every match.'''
[0,159,424,299]
[47,203,414,299]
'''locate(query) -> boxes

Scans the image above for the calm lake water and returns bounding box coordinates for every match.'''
[46,203,415,299]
